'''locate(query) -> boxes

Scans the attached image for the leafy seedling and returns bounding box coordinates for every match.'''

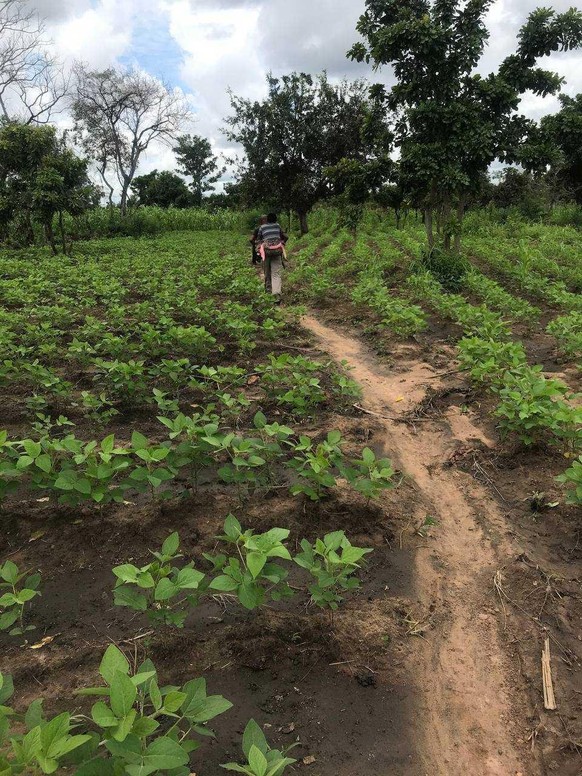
[207,515,294,610]
[113,532,205,628]
[0,561,41,641]
[221,719,298,775]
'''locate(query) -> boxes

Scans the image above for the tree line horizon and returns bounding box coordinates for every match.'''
[1,0,582,253]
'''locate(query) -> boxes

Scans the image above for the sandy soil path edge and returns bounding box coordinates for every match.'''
[302,314,539,776]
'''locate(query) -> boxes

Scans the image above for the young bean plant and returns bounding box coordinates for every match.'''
[221,719,298,775]
[113,533,205,627]
[294,531,372,616]
[206,516,294,610]
[0,561,41,639]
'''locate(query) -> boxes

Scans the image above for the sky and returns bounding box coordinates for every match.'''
[27,0,582,184]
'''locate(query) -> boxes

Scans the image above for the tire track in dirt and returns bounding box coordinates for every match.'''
[302,314,537,776]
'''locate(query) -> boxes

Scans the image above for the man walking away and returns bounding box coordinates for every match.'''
[258,212,288,304]
[250,215,267,265]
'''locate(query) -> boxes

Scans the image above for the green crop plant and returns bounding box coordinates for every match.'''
[288,431,343,501]
[547,312,582,361]
[113,533,205,627]
[125,432,176,500]
[294,531,372,615]
[93,360,150,405]
[77,391,120,425]
[556,457,582,506]
[458,337,527,386]
[158,412,220,491]
[0,561,41,639]
[221,719,298,775]
[53,434,132,506]
[0,673,92,774]
[493,367,581,450]
[255,354,327,416]
[73,644,233,775]
[206,515,294,610]
[150,389,180,414]
[339,447,395,501]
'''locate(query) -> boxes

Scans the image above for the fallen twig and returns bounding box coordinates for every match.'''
[542,636,557,711]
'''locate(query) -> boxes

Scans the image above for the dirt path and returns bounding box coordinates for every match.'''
[302,314,537,776]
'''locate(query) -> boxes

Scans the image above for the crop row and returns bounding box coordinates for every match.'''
[0,411,395,507]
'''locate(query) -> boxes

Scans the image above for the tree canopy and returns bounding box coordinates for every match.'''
[130,170,193,209]
[224,72,374,233]
[349,0,582,250]
[0,122,94,252]
[173,135,224,206]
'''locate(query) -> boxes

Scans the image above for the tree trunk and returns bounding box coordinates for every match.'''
[298,210,309,235]
[59,211,67,255]
[453,195,466,254]
[44,221,57,255]
[395,208,401,230]
[120,184,129,216]
[424,208,434,250]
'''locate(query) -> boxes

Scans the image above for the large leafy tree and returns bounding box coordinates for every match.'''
[225,72,373,234]
[539,93,582,205]
[349,1,582,251]
[173,134,224,206]
[130,169,193,208]
[0,122,94,253]
[72,66,190,215]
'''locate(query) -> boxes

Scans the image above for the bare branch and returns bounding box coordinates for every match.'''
[71,65,191,212]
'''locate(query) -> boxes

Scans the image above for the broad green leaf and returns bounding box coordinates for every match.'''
[25,698,44,730]
[112,709,137,742]
[249,744,268,776]
[176,567,204,589]
[100,645,130,685]
[91,701,118,728]
[187,694,233,723]
[40,712,70,756]
[131,431,149,451]
[162,690,187,713]
[113,586,148,611]
[154,577,177,601]
[209,575,238,592]
[247,552,267,579]
[0,561,18,584]
[109,671,137,718]
[223,514,242,539]
[242,719,268,759]
[161,532,179,557]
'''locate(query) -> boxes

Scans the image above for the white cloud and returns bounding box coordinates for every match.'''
[52,0,137,67]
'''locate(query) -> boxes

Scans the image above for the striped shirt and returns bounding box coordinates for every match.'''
[258,223,287,244]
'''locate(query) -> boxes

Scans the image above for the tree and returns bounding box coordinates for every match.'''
[0,0,68,124]
[0,122,94,253]
[130,169,193,208]
[72,66,191,214]
[173,135,224,206]
[224,72,373,234]
[349,1,582,252]
[540,93,582,205]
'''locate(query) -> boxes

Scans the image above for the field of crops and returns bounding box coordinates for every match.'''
[1,214,581,775]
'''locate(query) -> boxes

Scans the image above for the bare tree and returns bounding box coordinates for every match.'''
[72,66,191,213]
[0,0,68,123]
